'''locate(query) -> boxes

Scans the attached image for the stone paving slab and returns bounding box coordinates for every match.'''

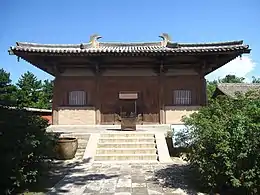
[48,160,202,195]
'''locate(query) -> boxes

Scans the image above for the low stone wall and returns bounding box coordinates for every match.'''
[165,106,200,124]
[57,107,96,125]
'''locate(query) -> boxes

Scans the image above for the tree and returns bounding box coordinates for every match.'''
[37,80,53,109]
[177,91,260,194]
[206,80,218,101]
[0,107,58,194]
[219,74,245,83]
[252,76,260,83]
[16,71,42,108]
[0,68,17,106]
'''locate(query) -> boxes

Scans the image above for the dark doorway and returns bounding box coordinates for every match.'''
[118,92,138,118]
[119,99,137,117]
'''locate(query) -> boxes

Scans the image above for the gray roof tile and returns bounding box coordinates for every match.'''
[216,83,260,97]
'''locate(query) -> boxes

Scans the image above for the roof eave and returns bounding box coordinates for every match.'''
[8,49,14,55]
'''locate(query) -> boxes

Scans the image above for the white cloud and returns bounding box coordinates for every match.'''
[206,56,256,82]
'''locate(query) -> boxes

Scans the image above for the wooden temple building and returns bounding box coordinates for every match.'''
[9,34,250,125]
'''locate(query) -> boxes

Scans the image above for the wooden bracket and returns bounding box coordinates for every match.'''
[52,64,65,76]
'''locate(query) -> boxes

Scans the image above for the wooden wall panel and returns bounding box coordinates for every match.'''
[100,76,160,124]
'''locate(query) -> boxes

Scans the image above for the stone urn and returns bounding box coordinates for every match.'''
[54,137,78,160]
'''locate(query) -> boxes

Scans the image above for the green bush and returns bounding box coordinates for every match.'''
[0,107,58,194]
[177,90,260,194]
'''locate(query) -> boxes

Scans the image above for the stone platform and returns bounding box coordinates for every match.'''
[47,125,172,163]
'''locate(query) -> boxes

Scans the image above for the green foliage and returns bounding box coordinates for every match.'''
[252,76,260,83]
[219,74,245,83]
[0,68,17,106]
[206,80,218,101]
[0,106,58,194]
[37,80,53,109]
[14,71,53,109]
[16,71,42,108]
[177,91,260,194]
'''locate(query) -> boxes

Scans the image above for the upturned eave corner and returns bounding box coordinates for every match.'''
[8,47,14,55]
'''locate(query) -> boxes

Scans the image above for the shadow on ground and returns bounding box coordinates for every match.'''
[22,158,93,194]
[48,162,119,194]
[152,163,202,195]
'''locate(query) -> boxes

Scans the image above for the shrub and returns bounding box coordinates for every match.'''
[177,91,260,194]
[0,106,58,194]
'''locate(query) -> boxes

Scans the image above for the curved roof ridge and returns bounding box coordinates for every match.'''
[16,41,163,48]
[177,40,244,47]
[16,42,84,48]
[99,42,162,47]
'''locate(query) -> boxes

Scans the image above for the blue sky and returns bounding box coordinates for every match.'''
[1,0,259,82]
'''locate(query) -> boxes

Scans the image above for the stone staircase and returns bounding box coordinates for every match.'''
[61,133,90,159]
[94,133,158,162]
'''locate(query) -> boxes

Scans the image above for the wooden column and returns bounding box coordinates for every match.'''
[95,64,101,124]
[52,64,60,125]
[52,77,59,125]
[159,61,165,124]
[198,61,206,106]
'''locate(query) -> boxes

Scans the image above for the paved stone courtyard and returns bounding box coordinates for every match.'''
[48,159,202,195]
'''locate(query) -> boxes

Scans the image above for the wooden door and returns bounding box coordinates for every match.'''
[119,99,136,117]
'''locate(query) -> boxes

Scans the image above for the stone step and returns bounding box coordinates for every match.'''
[94,154,158,161]
[74,136,90,139]
[98,138,155,143]
[77,145,87,149]
[61,134,90,138]
[75,153,84,157]
[77,140,89,144]
[76,148,85,153]
[97,142,156,148]
[75,152,84,156]
[100,133,155,138]
[96,148,157,154]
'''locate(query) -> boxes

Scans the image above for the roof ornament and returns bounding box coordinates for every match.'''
[89,34,102,48]
[159,33,171,47]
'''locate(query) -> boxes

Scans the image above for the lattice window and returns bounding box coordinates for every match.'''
[173,90,192,105]
[68,91,86,106]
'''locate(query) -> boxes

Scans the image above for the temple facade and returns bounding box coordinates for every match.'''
[9,34,250,125]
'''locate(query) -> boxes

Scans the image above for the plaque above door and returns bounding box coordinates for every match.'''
[118,92,138,100]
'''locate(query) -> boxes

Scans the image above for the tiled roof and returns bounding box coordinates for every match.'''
[216,83,260,97]
[9,34,250,56]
